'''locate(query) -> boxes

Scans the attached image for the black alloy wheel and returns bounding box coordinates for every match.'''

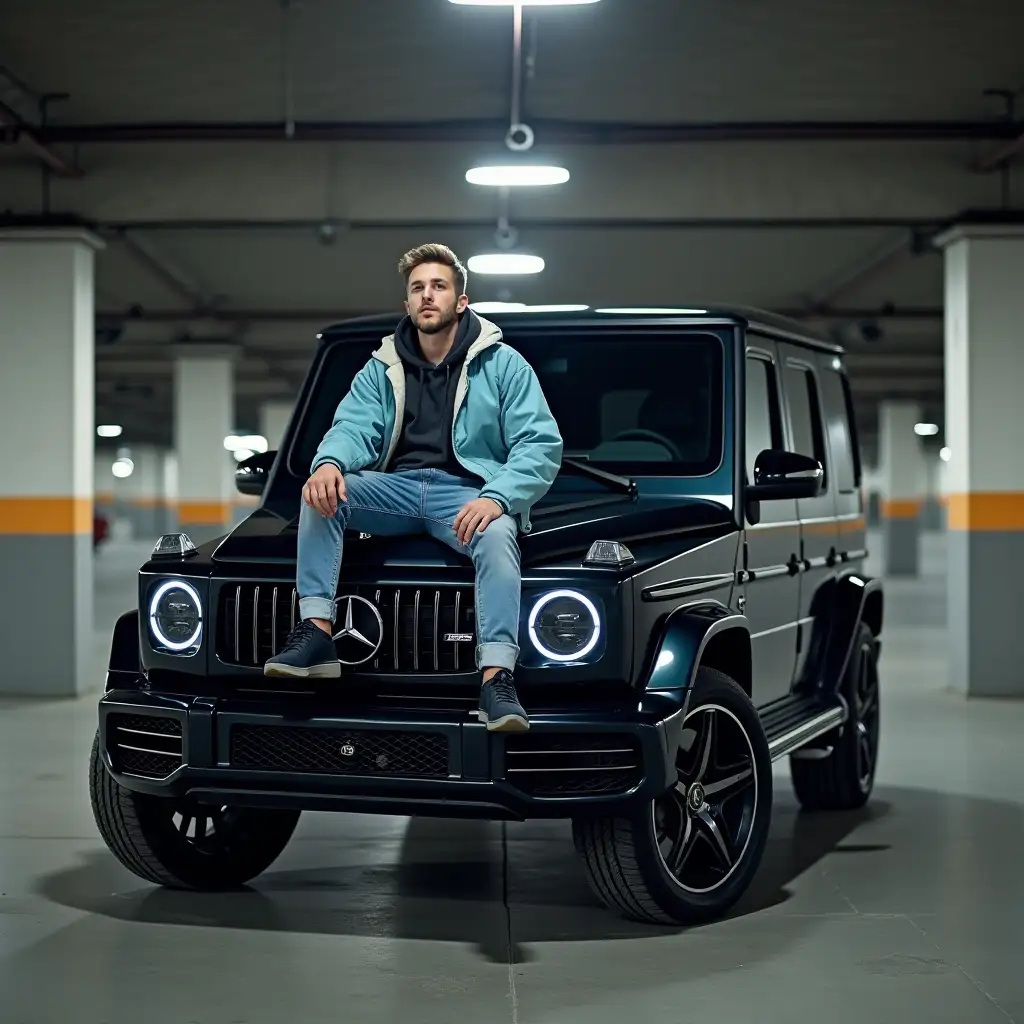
[573,666,773,925]
[90,732,300,889]
[791,622,881,811]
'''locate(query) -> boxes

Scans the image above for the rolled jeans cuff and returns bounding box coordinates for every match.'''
[298,597,337,623]
[476,642,519,672]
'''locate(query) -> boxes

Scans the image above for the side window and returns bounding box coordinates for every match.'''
[745,355,782,481]
[785,363,829,490]
[819,367,860,493]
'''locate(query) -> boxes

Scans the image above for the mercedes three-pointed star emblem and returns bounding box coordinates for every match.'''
[331,595,384,665]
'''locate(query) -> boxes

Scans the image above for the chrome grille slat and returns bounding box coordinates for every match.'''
[252,585,260,665]
[506,748,636,756]
[234,584,241,662]
[507,765,637,774]
[413,589,421,671]
[433,590,440,671]
[393,589,400,669]
[453,591,461,671]
[117,742,181,757]
[271,585,279,655]
[116,727,179,740]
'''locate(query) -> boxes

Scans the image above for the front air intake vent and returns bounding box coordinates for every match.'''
[218,583,476,674]
[108,714,183,779]
[503,733,643,798]
[230,724,450,777]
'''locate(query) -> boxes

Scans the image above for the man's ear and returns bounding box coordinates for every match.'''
[403,300,411,315]
[457,294,469,313]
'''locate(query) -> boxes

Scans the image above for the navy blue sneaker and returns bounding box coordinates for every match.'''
[478,670,529,732]
[264,620,340,679]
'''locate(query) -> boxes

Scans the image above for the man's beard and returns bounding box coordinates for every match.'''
[413,304,458,334]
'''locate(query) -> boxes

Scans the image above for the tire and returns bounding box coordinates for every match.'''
[790,622,880,811]
[572,666,773,926]
[89,732,301,890]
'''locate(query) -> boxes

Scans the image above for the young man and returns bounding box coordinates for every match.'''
[264,243,563,731]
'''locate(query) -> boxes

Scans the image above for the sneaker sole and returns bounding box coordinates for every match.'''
[477,710,530,732]
[263,661,342,679]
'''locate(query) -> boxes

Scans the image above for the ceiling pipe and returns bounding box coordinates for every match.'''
[38,117,1024,146]
[0,98,81,176]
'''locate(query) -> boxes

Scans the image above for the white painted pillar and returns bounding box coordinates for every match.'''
[0,227,103,696]
[879,401,926,575]
[260,400,295,451]
[173,347,236,545]
[936,222,1024,697]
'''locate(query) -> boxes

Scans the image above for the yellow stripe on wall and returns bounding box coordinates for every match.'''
[881,499,922,519]
[176,501,231,525]
[0,497,92,535]
[947,492,1024,531]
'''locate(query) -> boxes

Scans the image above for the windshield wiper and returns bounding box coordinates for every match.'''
[559,456,637,497]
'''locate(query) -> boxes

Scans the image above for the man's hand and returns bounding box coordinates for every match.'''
[453,497,504,546]
[303,464,347,517]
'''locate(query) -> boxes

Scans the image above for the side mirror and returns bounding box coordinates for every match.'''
[235,449,277,496]
[747,449,823,501]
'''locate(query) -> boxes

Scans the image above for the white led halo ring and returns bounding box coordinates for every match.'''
[149,579,203,652]
[528,589,601,662]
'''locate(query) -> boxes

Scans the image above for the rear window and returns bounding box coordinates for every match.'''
[288,328,725,479]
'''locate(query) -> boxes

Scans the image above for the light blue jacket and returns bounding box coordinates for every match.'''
[311,316,563,532]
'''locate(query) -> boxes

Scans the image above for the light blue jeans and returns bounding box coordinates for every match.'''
[296,468,522,672]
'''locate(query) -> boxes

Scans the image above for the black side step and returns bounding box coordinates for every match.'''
[758,694,846,762]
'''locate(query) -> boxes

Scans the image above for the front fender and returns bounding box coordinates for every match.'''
[643,601,750,693]
[798,570,883,696]
[105,610,142,692]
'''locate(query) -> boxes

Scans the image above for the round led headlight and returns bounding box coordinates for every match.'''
[149,579,203,654]
[528,589,601,663]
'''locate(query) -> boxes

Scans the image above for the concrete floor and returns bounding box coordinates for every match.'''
[2,532,1022,1023]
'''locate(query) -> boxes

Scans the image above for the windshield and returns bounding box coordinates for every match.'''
[288,327,725,480]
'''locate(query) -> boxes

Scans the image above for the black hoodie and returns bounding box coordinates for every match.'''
[388,309,483,478]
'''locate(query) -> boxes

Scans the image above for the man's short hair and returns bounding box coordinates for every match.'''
[398,243,468,296]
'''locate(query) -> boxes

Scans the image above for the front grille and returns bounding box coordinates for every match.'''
[230,724,450,777]
[108,713,183,779]
[217,582,476,674]
[503,733,643,797]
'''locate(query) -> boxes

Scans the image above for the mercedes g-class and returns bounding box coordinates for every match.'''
[90,306,883,925]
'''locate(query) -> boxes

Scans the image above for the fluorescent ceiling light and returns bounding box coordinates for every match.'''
[470,302,588,313]
[595,307,708,315]
[111,457,134,479]
[914,422,939,436]
[97,424,123,438]
[940,447,951,462]
[466,165,570,187]
[468,253,545,275]
[450,0,601,5]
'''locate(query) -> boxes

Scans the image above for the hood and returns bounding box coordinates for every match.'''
[392,307,481,369]
[211,493,735,571]
[373,311,503,369]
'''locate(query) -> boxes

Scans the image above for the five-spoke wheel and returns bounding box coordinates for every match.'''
[573,665,773,925]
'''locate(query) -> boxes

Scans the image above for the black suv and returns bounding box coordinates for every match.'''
[90,306,883,926]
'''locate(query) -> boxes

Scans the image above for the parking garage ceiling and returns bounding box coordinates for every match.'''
[3,0,1024,455]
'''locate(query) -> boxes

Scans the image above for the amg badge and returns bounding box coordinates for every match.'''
[339,743,356,758]
[444,633,473,643]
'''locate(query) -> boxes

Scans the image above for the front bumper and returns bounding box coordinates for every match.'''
[98,685,683,821]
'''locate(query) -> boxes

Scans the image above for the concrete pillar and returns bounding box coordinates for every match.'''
[937,222,1024,697]
[879,401,925,575]
[94,448,116,522]
[0,228,103,696]
[161,450,179,535]
[921,453,944,531]
[117,445,163,542]
[260,400,294,451]
[173,347,235,545]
